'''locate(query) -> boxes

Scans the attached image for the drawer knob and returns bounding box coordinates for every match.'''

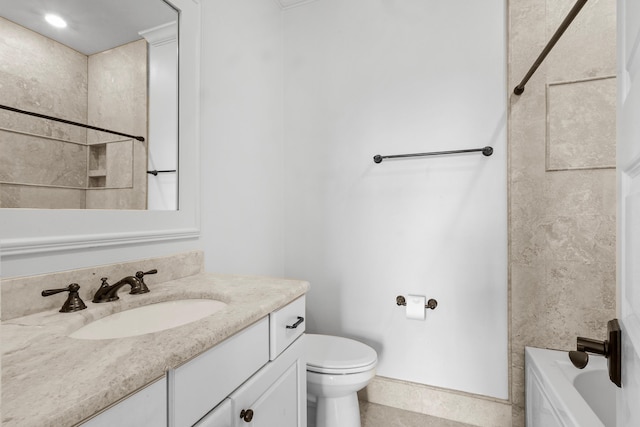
[286,316,305,329]
[240,409,254,422]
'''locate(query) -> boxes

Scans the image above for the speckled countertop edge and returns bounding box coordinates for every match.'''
[1,273,309,427]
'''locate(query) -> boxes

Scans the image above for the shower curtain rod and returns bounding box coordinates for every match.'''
[373,146,493,164]
[0,104,145,142]
[147,169,177,176]
[513,0,588,95]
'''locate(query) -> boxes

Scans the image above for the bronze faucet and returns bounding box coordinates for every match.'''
[42,283,87,313]
[92,269,157,303]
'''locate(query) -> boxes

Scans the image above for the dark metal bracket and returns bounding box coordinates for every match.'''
[374,146,493,164]
[396,295,438,310]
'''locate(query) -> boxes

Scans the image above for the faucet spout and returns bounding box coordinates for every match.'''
[92,276,147,303]
[568,319,622,388]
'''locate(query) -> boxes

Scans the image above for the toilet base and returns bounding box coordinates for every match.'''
[313,393,361,427]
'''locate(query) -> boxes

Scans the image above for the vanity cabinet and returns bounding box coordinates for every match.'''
[80,296,306,427]
[80,377,167,427]
[171,296,306,427]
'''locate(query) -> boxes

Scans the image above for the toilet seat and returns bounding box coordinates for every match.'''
[306,334,377,375]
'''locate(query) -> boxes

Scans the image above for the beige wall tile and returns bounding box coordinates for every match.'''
[0,17,88,141]
[0,19,149,210]
[547,77,616,170]
[0,185,86,209]
[545,0,617,82]
[86,40,148,210]
[361,377,512,427]
[508,0,616,425]
[0,17,88,209]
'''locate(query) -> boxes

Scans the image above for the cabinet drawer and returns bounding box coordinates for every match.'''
[170,318,269,427]
[269,296,306,360]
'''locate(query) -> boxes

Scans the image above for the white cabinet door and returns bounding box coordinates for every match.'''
[230,336,306,427]
[80,377,166,427]
[194,399,232,427]
[169,318,269,427]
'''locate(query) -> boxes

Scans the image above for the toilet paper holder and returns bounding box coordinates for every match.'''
[396,295,437,310]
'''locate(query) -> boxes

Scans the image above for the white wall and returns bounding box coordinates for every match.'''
[283,0,508,399]
[145,23,179,211]
[199,0,285,276]
[1,0,508,401]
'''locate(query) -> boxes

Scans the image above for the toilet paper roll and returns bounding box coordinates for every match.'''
[406,294,426,320]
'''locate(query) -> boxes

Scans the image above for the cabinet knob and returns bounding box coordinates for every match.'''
[240,409,254,422]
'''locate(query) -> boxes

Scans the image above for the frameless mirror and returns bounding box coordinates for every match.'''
[0,0,179,210]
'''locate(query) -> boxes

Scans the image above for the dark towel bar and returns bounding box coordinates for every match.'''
[373,146,493,164]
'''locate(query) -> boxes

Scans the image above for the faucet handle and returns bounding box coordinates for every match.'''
[135,269,157,278]
[134,269,157,294]
[42,283,87,313]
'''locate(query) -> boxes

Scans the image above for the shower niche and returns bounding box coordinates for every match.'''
[88,144,107,188]
[87,140,135,190]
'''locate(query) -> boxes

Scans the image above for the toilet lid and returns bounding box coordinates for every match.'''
[306,334,377,374]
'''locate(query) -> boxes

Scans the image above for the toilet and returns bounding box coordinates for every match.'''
[306,334,378,427]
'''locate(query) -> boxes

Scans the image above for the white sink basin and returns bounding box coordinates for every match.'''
[70,299,227,340]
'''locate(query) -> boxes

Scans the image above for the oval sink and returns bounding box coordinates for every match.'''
[70,299,227,340]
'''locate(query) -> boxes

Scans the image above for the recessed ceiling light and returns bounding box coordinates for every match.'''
[44,14,67,28]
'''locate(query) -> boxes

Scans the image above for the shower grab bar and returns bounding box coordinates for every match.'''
[147,169,177,176]
[513,0,588,95]
[373,146,493,163]
[0,104,145,142]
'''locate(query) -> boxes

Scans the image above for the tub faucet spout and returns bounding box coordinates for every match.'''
[568,318,622,387]
[569,337,606,369]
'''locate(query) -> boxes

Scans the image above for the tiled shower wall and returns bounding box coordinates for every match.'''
[509,0,616,425]
[0,18,147,210]
[0,17,89,208]
[85,40,148,210]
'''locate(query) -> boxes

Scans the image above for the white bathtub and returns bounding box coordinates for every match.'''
[525,347,617,427]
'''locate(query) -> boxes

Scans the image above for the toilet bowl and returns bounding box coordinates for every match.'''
[306,334,377,427]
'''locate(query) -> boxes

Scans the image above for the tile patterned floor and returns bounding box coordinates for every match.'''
[359,401,476,427]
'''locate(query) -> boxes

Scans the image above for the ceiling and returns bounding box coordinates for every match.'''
[0,0,177,55]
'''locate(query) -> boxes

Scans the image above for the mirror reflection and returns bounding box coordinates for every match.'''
[0,0,179,210]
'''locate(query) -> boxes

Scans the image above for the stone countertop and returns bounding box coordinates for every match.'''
[1,273,309,427]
